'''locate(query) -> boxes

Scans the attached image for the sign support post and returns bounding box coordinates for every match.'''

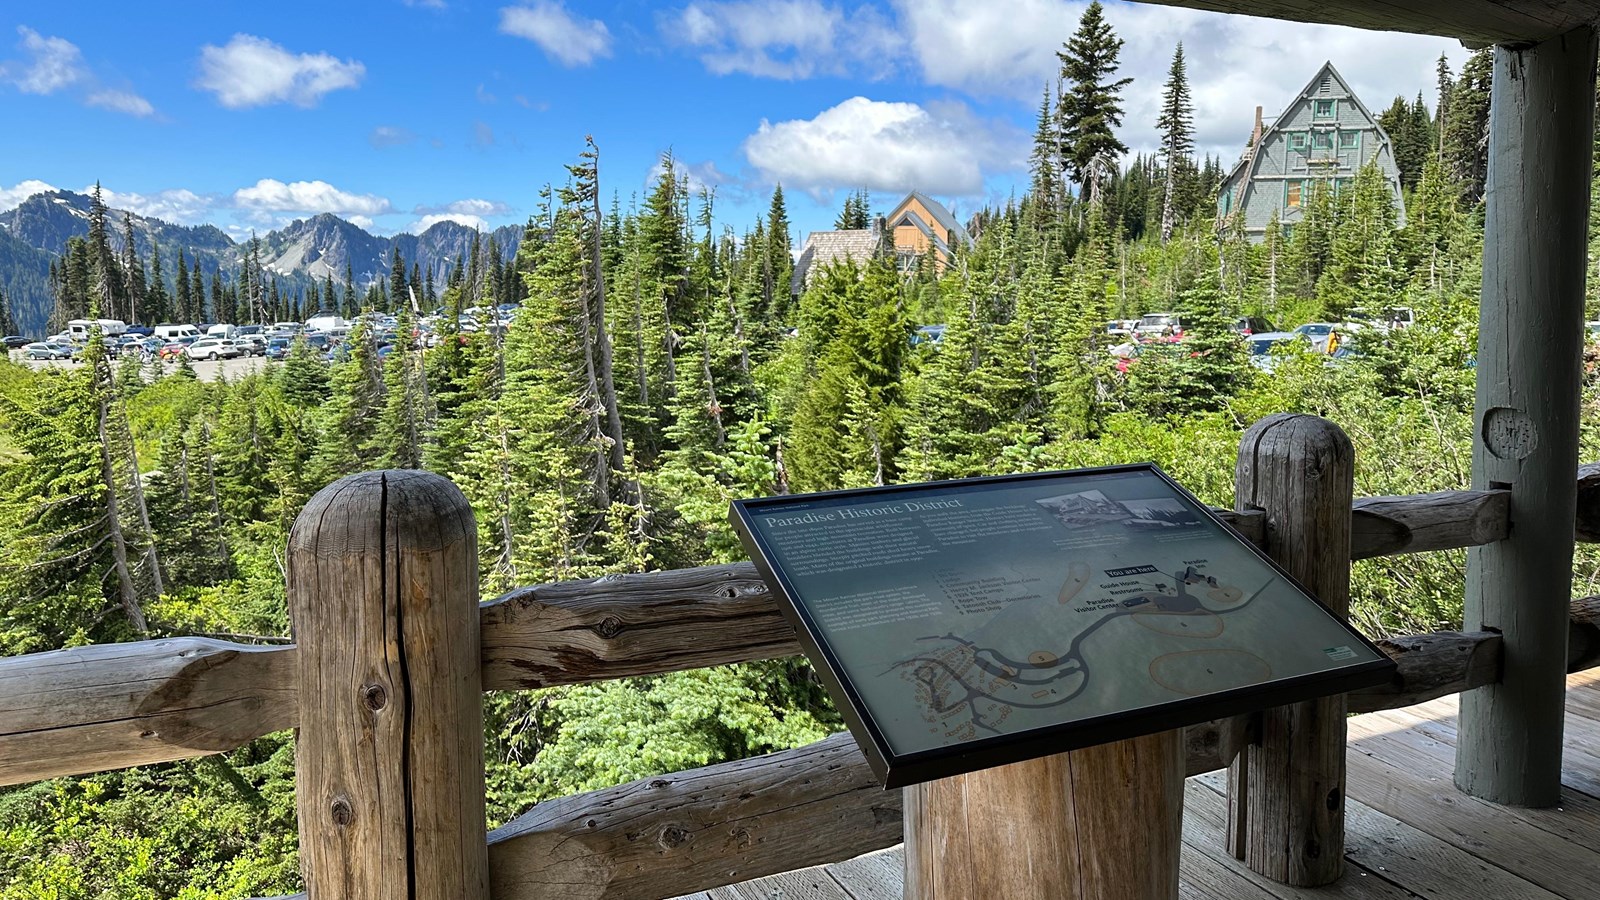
[904,729,1183,900]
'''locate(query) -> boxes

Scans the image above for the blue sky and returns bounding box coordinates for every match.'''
[0,1,1466,243]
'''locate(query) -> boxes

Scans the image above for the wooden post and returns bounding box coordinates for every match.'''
[1227,414,1353,885]
[1457,26,1599,809]
[288,471,490,900]
[904,729,1183,900]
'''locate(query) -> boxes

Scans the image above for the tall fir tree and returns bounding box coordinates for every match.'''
[1056,1,1132,204]
[1155,43,1194,243]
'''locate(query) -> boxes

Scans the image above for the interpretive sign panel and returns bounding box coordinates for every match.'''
[731,465,1396,788]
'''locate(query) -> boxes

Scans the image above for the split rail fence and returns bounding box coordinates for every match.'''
[5,415,1600,898]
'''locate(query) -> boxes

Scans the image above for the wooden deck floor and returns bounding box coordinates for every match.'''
[677,670,1600,900]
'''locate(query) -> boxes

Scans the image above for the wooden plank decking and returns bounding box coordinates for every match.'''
[678,670,1600,900]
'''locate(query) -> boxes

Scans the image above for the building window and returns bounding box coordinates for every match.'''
[1289,132,1307,151]
[1286,181,1303,208]
[1312,131,1334,151]
[1315,99,1335,118]
[1339,130,1359,149]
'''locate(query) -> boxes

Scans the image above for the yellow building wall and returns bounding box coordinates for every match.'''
[887,196,952,272]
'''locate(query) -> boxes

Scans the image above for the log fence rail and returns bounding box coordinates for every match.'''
[1,460,1597,899]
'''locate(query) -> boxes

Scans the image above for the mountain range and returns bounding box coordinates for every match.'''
[0,189,522,337]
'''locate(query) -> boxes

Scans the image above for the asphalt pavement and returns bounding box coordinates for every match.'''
[6,352,273,382]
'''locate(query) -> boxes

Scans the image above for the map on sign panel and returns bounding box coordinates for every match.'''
[734,467,1389,770]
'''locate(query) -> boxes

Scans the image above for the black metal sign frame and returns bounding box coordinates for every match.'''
[731,465,1396,789]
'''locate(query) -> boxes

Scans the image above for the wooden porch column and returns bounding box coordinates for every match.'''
[289,471,490,899]
[1227,414,1353,885]
[1457,26,1598,808]
[904,730,1183,900]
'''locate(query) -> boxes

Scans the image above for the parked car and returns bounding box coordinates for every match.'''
[185,337,242,360]
[1135,312,1182,338]
[1291,322,1351,354]
[22,341,72,360]
[1246,331,1308,372]
[265,337,293,360]
[2,335,32,350]
[236,335,267,356]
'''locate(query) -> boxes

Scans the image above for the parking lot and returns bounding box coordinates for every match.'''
[6,351,273,383]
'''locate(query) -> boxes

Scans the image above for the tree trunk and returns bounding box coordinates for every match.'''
[1160,162,1177,244]
[700,325,726,449]
[587,142,630,491]
[98,397,146,632]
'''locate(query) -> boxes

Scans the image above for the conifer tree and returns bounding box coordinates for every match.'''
[0,285,17,336]
[764,184,793,319]
[390,247,407,313]
[174,251,191,323]
[373,306,429,469]
[1321,162,1401,316]
[1029,88,1065,223]
[190,264,205,322]
[1442,48,1492,203]
[147,242,169,324]
[120,213,148,324]
[1056,1,1132,204]
[1156,43,1194,243]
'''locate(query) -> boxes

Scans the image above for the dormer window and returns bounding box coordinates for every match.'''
[1314,99,1336,118]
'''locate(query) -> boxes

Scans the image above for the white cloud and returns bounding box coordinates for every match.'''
[889,1,1465,163]
[402,0,447,8]
[743,96,1023,198]
[92,186,214,224]
[3,26,86,94]
[195,34,365,108]
[499,2,613,67]
[233,178,394,216]
[663,0,897,80]
[0,179,58,211]
[369,125,417,147]
[407,212,489,233]
[86,89,155,117]
[414,198,512,216]
[348,215,377,230]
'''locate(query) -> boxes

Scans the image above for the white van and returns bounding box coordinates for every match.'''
[207,324,239,340]
[66,318,127,342]
[305,313,348,333]
[153,324,201,341]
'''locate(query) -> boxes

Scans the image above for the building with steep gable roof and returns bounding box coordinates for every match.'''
[1217,61,1406,241]
[791,191,973,294]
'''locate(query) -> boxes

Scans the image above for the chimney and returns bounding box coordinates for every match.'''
[1250,106,1263,148]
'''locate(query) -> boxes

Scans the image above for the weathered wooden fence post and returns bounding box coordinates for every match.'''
[1457,25,1598,809]
[1227,414,1353,885]
[904,729,1184,899]
[288,470,490,900]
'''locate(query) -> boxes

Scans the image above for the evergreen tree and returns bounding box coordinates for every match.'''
[390,247,407,314]
[147,242,169,324]
[1442,48,1492,203]
[1320,162,1401,316]
[1156,43,1194,243]
[174,250,191,323]
[1029,87,1065,220]
[119,213,148,324]
[190,262,206,323]
[763,184,793,320]
[1056,1,1132,203]
[1435,53,1454,157]
[0,285,17,336]
[834,188,871,230]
